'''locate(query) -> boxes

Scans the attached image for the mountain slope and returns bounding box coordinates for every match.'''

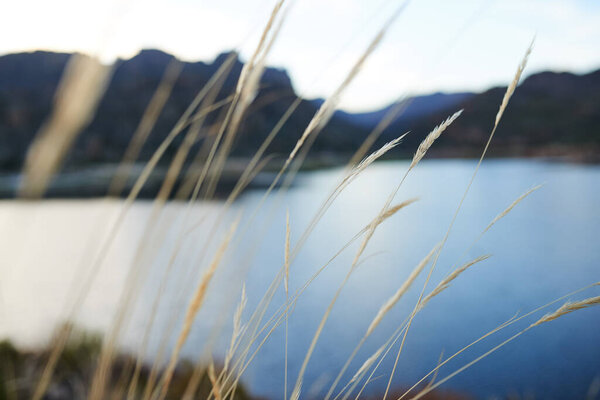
[333,92,474,128]
[0,49,368,171]
[371,68,600,160]
[0,49,599,175]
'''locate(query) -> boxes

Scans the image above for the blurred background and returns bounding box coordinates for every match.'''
[0,0,599,399]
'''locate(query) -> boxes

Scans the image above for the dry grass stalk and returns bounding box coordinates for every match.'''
[495,39,533,126]
[409,110,463,169]
[356,134,406,169]
[290,379,302,400]
[109,357,135,400]
[483,184,542,234]
[207,361,222,400]
[233,285,248,347]
[232,199,417,389]
[19,54,111,198]
[214,211,290,398]
[221,198,417,400]
[213,41,411,369]
[372,199,419,227]
[350,345,385,384]
[108,60,182,197]
[157,220,238,400]
[382,247,454,398]
[345,321,413,400]
[532,295,600,326]
[324,199,420,400]
[411,292,600,400]
[284,211,291,400]
[174,97,296,344]
[291,189,413,399]
[121,51,235,205]
[349,96,412,167]
[33,54,233,400]
[425,350,445,390]
[204,1,288,198]
[110,55,241,400]
[399,284,600,400]
[444,184,542,290]
[383,42,534,400]
[285,2,407,166]
[121,66,234,347]
[285,211,291,295]
[221,15,412,389]
[221,97,302,207]
[419,254,491,309]
[343,133,409,186]
[154,8,293,391]
[156,68,231,201]
[236,0,286,96]
[292,133,410,273]
[225,284,247,373]
[366,244,440,337]
[328,116,464,400]
[324,239,431,400]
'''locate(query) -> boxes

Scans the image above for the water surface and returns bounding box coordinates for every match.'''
[1,159,598,399]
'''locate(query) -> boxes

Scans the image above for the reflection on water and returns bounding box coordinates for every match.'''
[0,159,599,399]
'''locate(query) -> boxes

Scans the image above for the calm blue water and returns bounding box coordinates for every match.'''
[1,159,599,399]
[228,159,600,399]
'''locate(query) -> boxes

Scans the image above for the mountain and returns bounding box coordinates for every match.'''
[325,92,475,128]
[0,49,599,181]
[378,69,600,160]
[0,49,368,172]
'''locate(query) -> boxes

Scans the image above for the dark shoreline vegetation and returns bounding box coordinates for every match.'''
[0,326,471,400]
[0,49,599,199]
[0,325,254,400]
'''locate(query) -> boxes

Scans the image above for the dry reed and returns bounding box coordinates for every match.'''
[156,219,238,400]
[207,361,222,400]
[409,110,463,169]
[108,59,183,197]
[14,2,596,400]
[31,59,229,393]
[419,254,491,309]
[291,191,412,400]
[20,54,111,198]
[284,211,291,400]
[285,2,408,169]
[381,39,535,400]
[350,345,385,384]
[366,244,440,337]
[201,10,417,375]
[219,198,416,400]
[324,107,463,400]
[532,295,600,326]
[411,293,600,400]
[482,184,542,235]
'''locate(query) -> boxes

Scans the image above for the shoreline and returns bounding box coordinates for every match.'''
[0,149,598,200]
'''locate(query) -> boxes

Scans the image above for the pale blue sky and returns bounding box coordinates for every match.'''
[2,0,599,111]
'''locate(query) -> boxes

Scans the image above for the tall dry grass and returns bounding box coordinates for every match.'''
[4,3,598,400]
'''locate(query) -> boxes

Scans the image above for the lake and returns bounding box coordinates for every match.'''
[0,159,599,399]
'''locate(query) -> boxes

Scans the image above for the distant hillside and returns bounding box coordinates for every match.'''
[0,49,599,179]
[379,69,600,160]
[0,49,368,171]
[328,92,475,128]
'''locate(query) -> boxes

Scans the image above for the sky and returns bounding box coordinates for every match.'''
[1,0,599,111]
